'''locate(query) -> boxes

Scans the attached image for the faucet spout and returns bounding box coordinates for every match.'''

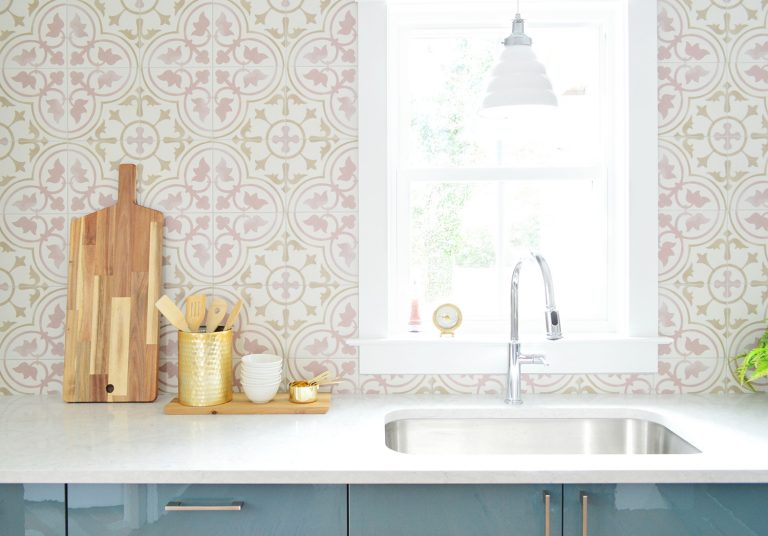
[510,252,562,342]
[506,252,562,405]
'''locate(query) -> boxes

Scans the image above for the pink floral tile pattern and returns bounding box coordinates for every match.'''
[1,0,767,396]
[654,0,768,396]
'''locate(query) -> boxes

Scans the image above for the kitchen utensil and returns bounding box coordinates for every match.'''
[155,295,191,332]
[63,164,164,402]
[289,381,319,404]
[178,329,233,407]
[163,392,331,414]
[185,294,207,332]
[307,371,331,385]
[223,299,243,331]
[205,297,227,333]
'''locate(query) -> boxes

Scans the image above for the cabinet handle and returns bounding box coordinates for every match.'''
[580,492,588,536]
[543,491,551,536]
[165,501,244,511]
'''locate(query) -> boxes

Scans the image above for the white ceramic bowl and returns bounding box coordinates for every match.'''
[240,364,282,373]
[244,382,280,404]
[241,378,282,388]
[241,374,282,384]
[240,363,283,372]
[241,368,281,376]
[241,358,282,368]
[242,382,281,393]
[240,370,282,380]
[241,367,282,377]
[241,354,283,367]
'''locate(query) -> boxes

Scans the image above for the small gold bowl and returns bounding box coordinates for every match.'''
[289,381,318,404]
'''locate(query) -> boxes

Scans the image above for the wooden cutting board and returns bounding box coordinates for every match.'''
[163,393,331,415]
[63,164,164,402]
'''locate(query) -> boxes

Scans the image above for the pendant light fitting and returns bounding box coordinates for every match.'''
[479,1,558,118]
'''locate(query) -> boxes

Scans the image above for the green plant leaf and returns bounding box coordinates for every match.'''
[735,325,768,386]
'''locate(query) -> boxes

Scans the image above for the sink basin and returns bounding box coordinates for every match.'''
[385,417,700,455]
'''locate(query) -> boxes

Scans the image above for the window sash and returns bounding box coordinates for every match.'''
[394,174,615,335]
[392,6,615,334]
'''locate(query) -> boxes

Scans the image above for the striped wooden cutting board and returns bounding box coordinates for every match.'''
[63,164,164,402]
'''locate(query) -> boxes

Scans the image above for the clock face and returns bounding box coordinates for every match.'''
[433,303,462,334]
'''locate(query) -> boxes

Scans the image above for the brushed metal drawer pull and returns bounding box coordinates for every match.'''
[165,501,244,511]
[543,491,551,536]
[580,492,588,536]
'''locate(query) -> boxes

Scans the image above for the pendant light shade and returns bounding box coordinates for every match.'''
[479,11,557,118]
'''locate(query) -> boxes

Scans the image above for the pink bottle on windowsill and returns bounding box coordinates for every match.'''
[408,299,422,332]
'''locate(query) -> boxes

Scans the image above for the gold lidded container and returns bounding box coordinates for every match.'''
[178,328,233,407]
[289,381,318,404]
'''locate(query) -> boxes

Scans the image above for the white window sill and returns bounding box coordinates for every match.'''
[349,335,667,375]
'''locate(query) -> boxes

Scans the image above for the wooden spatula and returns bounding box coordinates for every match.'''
[205,297,228,333]
[155,295,191,332]
[223,299,243,331]
[185,294,207,332]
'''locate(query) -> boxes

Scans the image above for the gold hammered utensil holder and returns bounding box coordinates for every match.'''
[178,329,233,407]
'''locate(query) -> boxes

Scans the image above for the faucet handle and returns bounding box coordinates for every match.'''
[520,354,547,366]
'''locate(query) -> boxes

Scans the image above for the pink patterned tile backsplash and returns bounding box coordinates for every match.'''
[0,0,766,395]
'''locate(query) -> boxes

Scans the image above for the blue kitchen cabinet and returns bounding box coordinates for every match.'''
[349,485,562,536]
[563,484,768,536]
[0,484,65,536]
[67,484,346,536]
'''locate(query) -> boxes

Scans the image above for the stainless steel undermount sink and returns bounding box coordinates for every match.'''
[385,417,700,455]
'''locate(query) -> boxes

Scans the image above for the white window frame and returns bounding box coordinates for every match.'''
[355,0,664,375]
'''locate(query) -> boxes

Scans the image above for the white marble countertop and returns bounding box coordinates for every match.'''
[1,393,768,484]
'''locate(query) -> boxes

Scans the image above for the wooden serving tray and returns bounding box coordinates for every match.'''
[163,392,330,415]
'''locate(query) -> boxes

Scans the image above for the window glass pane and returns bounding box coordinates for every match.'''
[402,25,602,168]
[409,179,608,335]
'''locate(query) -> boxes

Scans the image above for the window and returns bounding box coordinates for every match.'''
[397,12,612,336]
[357,0,659,374]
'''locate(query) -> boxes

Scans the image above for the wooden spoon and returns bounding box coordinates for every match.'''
[223,299,243,331]
[185,294,207,332]
[205,297,228,333]
[155,295,191,332]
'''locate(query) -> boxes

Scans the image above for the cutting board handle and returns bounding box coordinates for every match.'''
[118,164,137,206]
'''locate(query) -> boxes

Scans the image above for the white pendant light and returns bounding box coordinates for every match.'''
[479,3,557,118]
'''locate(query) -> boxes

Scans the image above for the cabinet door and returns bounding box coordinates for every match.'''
[564,484,768,536]
[68,484,346,536]
[0,484,66,536]
[350,484,562,536]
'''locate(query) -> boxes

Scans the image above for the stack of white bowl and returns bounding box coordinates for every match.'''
[240,354,282,403]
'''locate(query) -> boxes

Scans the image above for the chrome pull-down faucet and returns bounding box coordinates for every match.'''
[506,252,562,405]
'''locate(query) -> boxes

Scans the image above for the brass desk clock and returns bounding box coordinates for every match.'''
[433,303,462,337]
